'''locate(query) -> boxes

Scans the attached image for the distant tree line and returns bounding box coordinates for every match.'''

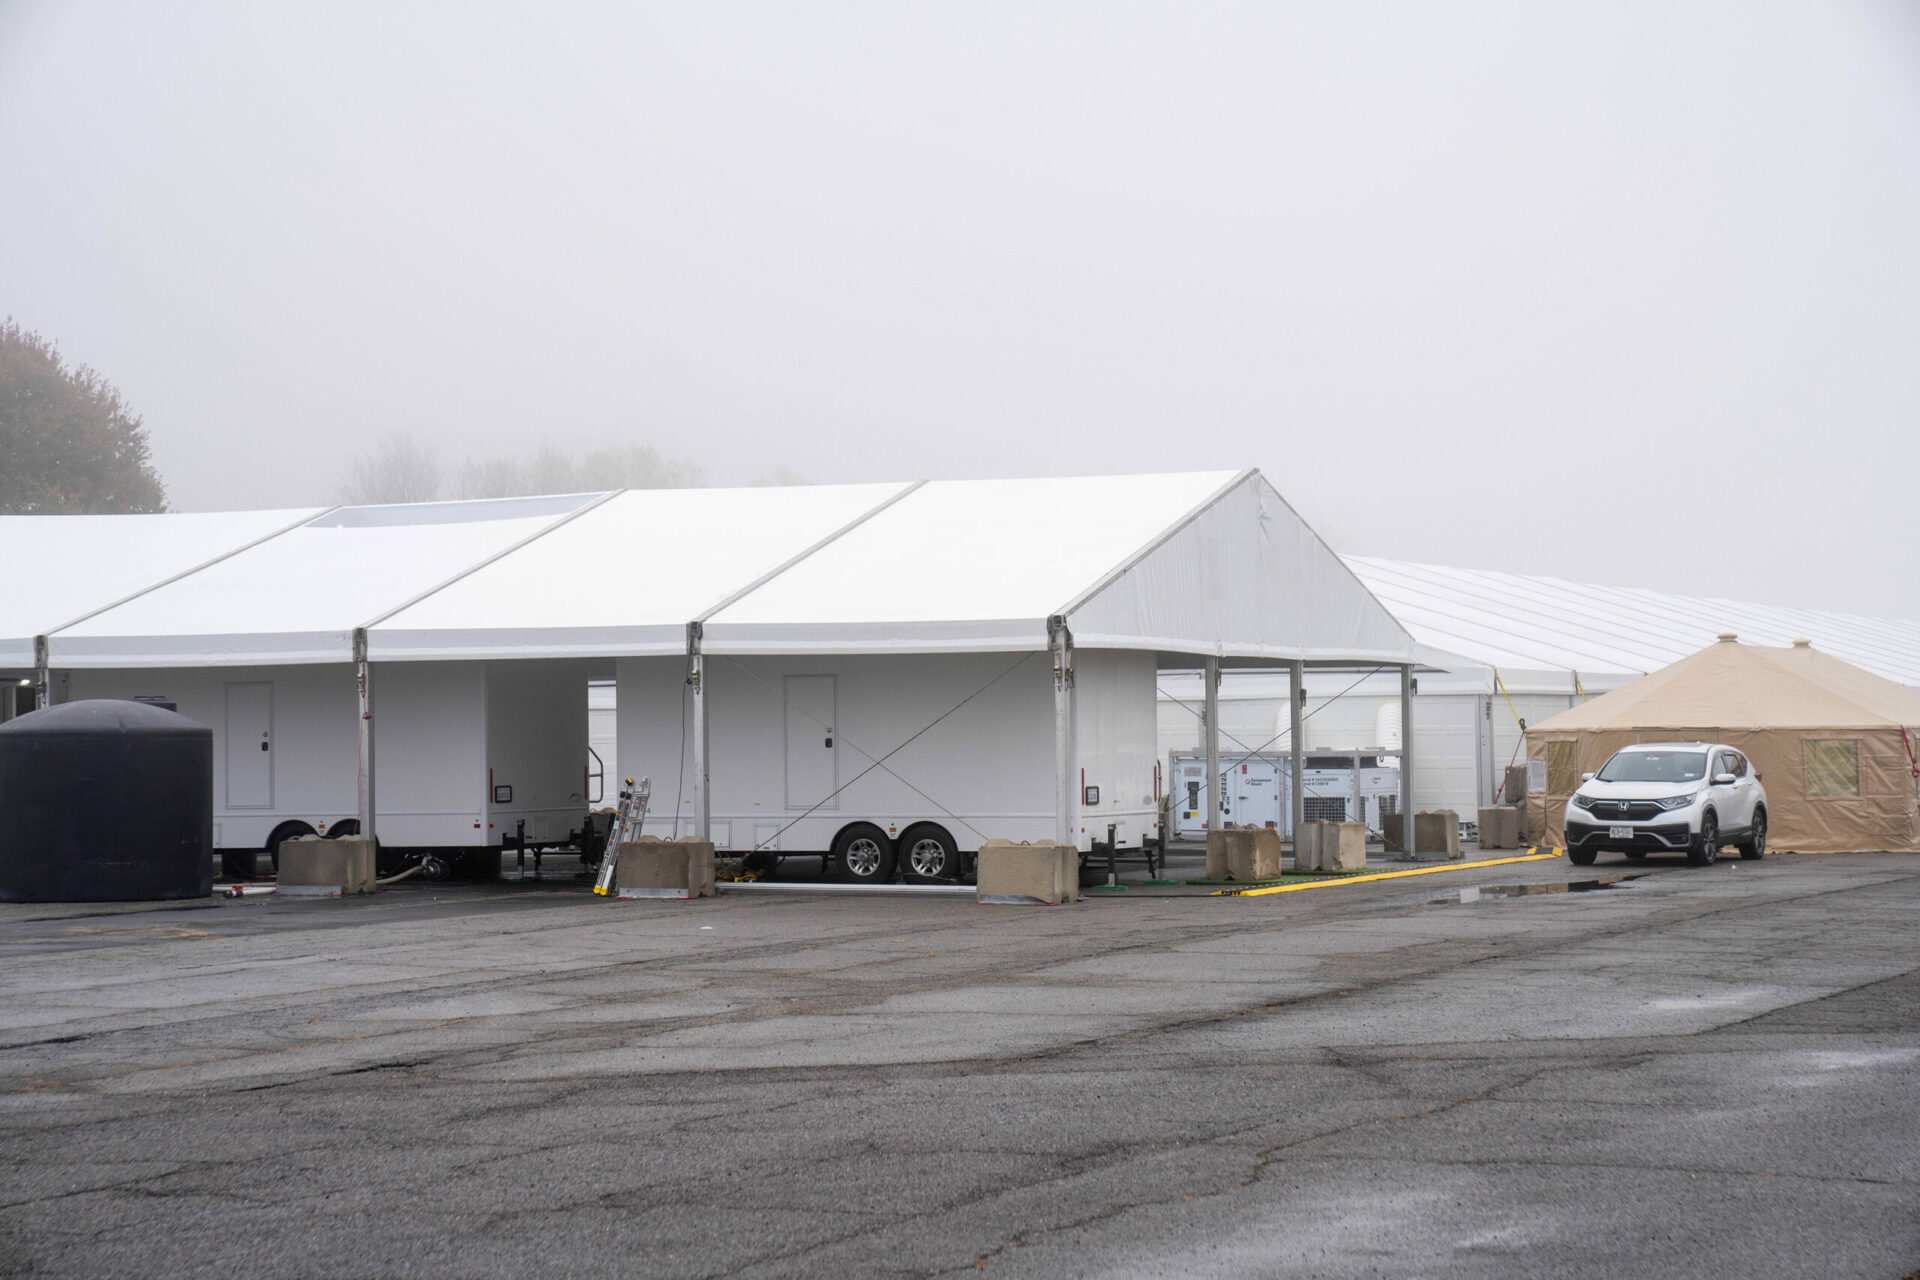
[339,433,798,504]
[0,318,167,513]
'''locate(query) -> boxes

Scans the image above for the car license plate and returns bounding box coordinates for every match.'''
[1609,825,1633,840]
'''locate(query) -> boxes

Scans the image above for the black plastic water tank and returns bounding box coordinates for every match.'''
[0,699,213,902]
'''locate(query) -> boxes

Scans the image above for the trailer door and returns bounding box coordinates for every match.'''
[225,681,274,808]
[783,675,837,810]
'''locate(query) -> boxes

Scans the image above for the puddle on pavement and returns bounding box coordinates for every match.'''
[1437,874,1646,905]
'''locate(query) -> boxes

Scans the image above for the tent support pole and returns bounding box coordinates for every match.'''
[1400,665,1415,852]
[688,622,709,841]
[32,635,50,711]
[1288,659,1305,845]
[354,627,375,843]
[1204,655,1220,835]
[1050,616,1075,848]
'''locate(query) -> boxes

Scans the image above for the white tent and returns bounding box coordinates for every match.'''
[1345,556,1920,692]
[17,471,1418,864]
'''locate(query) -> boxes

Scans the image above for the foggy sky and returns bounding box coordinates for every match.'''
[3,1,1916,617]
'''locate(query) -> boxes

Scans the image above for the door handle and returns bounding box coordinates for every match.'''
[824,737,833,748]
[260,741,270,752]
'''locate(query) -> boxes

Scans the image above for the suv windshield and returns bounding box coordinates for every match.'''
[1597,750,1707,783]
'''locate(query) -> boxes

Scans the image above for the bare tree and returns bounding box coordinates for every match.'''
[339,433,442,504]
[344,434,703,503]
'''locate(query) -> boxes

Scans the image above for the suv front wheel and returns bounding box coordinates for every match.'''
[1688,812,1720,867]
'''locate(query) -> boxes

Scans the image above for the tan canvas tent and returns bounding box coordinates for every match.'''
[1526,635,1920,853]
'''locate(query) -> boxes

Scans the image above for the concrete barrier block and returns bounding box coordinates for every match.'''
[1294,820,1326,873]
[1477,806,1521,850]
[978,839,1077,905]
[1230,828,1282,882]
[1326,822,1367,871]
[1503,765,1529,805]
[1380,813,1404,853]
[1414,810,1462,859]
[1204,829,1230,881]
[614,837,716,899]
[278,835,375,896]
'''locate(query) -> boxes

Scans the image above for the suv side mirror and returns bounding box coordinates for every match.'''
[1713,772,1736,786]
[1581,771,1596,782]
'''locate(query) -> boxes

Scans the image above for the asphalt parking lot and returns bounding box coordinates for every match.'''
[3,851,1917,1278]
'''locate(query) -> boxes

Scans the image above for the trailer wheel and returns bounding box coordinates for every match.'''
[831,824,895,884]
[264,821,319,876]
[899,823,961,882]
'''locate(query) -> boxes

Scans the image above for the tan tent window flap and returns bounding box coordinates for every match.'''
[1805,739,1860,798]
[1546,741,1580,795]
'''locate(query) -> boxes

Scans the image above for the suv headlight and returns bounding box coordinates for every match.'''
[1569,793,1595,811]
[1654,792,1701,811]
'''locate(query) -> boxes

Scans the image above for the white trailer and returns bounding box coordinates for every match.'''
[616,649,1159,879]
[67,659,591,877]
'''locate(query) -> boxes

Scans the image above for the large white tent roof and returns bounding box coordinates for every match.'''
[0,508,322,669]
[1344,556,1920,691]
[701,470,1412,660]
[26,471,1416,669]
[54,495,595,667]
[371,482,914,659]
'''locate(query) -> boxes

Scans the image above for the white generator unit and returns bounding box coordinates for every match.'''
[1169,748,1400,838]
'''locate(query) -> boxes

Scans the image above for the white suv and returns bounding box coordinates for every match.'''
[1564,742,1768,868]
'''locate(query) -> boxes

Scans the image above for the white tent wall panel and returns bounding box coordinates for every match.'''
[1491,692,1584,787]
[1156,696,1279,760]
[1301,695,1386,753]
[483,659,592,845]
[1067,474,1413,662]
[616,649,1157,854]
[1411,695,1479,814]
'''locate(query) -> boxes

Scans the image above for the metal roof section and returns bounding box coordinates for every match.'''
[369,482,915,660]
[0,508,325,669]
[1344,556,1920,689]
[52,494,603,668]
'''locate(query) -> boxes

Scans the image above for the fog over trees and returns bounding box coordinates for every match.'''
[0,319,167,515]
[338,435,708,504]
